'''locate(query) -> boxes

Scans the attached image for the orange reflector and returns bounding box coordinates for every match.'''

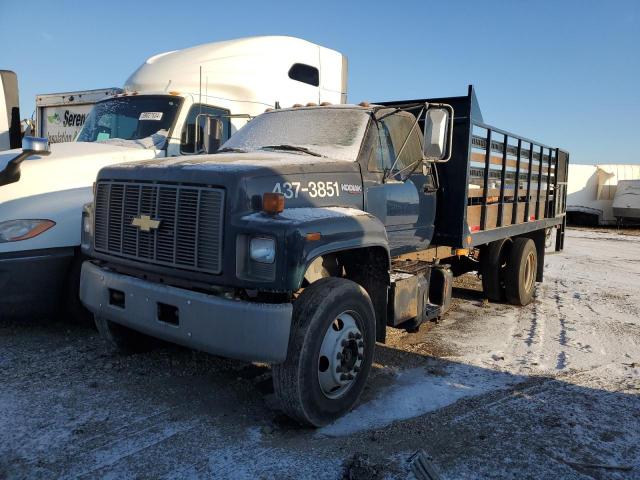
[12,220,56,241]
[262,192,285,215]
[455,248,469,256]
[306,232,321,241]
[168,91,180,96]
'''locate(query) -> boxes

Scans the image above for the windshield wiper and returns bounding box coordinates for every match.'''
[217,147,247,153]
[260,144,323,157]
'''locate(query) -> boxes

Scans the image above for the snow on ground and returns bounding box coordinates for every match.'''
[1,228,639,479]
[320,365,521,436]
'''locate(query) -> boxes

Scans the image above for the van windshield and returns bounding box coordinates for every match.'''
[220,108,370,161]
[77,95,182,149]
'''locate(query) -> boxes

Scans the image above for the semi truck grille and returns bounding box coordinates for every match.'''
[94,181,224,274]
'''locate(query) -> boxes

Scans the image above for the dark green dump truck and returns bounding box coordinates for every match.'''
[79,86,569,426]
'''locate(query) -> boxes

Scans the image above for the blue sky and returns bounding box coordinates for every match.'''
[1,0,638,164]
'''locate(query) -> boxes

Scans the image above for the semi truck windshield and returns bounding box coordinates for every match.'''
[221,108,370,161]
[77,95,182,148]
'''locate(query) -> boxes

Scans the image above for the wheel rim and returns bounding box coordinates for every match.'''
[524,251,536,293]
[317,311,364,399]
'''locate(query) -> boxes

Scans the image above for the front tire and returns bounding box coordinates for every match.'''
[272,277,376,427]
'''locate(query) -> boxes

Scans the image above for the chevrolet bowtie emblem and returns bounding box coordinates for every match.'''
[131,215,161,232]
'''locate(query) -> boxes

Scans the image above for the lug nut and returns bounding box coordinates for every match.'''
[346,374,354,380]
[340,374,348,381]
[354,366,360,373]
[341,340,348,347]
[348,332,355,339]
[358,341,364,348]
[357,354,363,360]
[355,333,362,340]
[336,352,343,360]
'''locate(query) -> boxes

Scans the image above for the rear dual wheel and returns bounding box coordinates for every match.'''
[505,238,538,306]
[272,277,376,427]
[481,237,538,306]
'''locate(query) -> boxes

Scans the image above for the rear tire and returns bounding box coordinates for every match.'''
[95,316,161,354]
[480,239,512,302]
[272,277,376,427]
[505,238,538,306]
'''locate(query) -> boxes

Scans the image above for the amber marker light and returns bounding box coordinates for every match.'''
[262,192,285,215]
[306,232,321,241]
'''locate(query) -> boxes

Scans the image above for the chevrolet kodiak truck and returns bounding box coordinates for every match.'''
[79,86,569,426]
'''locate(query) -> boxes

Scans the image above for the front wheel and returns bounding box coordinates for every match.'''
[272,277,376,427]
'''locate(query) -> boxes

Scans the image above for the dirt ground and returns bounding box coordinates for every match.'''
[1,228,639,479]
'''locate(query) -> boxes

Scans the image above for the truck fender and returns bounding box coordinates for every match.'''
[288,210,390,291]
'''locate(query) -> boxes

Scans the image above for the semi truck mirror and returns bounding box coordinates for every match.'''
[203,117,223,154]
[423,105,453,163]
[22,136,51,156]
[0,136,50,187]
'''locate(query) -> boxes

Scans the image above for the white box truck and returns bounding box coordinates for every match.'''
[0,70,21,151]
[35,88,122,144]
[0,36,347,318]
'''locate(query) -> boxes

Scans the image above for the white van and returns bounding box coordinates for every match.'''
[0,36,347,318]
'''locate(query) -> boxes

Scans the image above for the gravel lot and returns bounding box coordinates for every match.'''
[1,228,639,479]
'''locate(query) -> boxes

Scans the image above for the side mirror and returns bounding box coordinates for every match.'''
[0,136,50,187]
[202,117,223,154]
[423,104,454,163]
[22,136,51,156]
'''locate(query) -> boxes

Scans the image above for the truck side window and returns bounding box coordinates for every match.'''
[366,120,397,173]
[380,113,423,173]
[180,104,230,154]
[288,63,320,87]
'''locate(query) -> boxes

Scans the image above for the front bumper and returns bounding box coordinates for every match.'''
[0,247,74,317]
[79,261,293,363]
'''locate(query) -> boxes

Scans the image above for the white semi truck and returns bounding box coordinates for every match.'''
[0,36,347,318]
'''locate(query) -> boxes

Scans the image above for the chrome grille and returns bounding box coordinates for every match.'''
[94,181,224,274]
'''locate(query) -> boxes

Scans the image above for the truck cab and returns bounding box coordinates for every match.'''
[80,91,568,426]
[0,36,347,318]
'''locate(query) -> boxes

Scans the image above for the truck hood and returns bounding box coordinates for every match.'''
[97,151,365,213]
[0,141,162,204]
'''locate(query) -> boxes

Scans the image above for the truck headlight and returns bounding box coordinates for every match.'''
[249,237,276,264]
[0,219,55,242]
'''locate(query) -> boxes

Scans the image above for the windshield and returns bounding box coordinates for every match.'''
[77,95,182,149]
[220,108,370,161]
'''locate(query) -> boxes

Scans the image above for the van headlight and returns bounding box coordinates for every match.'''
[249,237,276,264]
[0,219,55,242]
